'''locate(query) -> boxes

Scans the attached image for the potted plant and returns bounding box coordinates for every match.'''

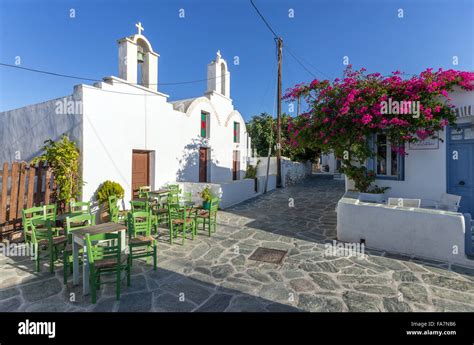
[358,185,391,203]
[200,186,213,210]
[344,166,390,203]
[96,180,125,222]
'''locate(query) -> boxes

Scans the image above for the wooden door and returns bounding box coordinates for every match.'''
[199,148,208,182]
[132,151,150,198]
[232,150,240,180]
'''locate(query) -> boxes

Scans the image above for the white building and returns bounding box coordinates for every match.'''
[337,87,474,267]
[350,88,474,217]
[0,24,252,203]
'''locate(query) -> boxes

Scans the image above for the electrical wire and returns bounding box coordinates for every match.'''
[0,62,230,86]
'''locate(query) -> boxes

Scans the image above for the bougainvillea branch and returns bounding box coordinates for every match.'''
[284,66,474,192]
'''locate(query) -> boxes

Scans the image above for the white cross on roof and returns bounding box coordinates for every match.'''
[135,22,144,35]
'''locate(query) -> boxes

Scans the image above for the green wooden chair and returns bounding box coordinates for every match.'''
[168,202,196,245]
[22,204,61,241]
[150,201,169,228]
[138,186,151,198]
[85,232,130,304]
[108,195,127,224]
[167,184,181,194]
[69,200,96,225]
[69,200,91,215]
[195,197,219,236]
[167,192,179,204]
[63,213,95,284]
[22,206,46,244]
[131,199,159,232]
[30,218,67,273]
[128,211,157,270]
[130,199,149,213]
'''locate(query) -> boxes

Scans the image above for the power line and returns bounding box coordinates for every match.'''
[249,0,331,81]
[250,0,279,39]
[283,46,317,79]
[285,45,333,80]
[0,62,230,86]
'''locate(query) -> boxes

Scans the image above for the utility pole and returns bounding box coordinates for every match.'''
[297,95,301,116]
[276,37,283,188]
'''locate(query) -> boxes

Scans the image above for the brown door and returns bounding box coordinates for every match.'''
[233,150,240,180]
[199,148,208,182]
[132,151,150,198]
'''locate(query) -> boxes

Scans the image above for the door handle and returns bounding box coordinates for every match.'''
[459,180,466,186]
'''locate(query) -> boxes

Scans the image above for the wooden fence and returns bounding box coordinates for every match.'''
[0,162,54,241]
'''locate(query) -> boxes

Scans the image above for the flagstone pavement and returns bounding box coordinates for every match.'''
[1,175,473,312]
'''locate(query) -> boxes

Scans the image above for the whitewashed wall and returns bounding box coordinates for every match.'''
[0,92,83,164]
[337,195,473,268]
[320,153,338,173]
[81,76,250,203]
[180,174,277,209]
[370,89,474,201]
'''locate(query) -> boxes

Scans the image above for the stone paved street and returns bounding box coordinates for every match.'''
[1,176,474,312]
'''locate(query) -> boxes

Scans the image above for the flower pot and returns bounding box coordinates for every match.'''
[202,201,211,210]
[99,203,109,223]
[358,192,385,203]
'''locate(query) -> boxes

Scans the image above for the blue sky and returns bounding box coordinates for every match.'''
[0,0,473,119]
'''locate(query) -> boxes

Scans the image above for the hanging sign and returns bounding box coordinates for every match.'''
[409,137,439,150]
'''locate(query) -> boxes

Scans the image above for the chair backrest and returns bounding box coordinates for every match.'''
[65,213,94,239]
[69,200,91,215]
[22,206,45,235]
[30,218,53,245]
[22,206,56,241]
[138,186,151,198]
[210,197,220,214]
[167,193,179,205]
[168,184,181,193]
[129,211,152,238]
[108,195,119,222]
[130,200,149,213]
[85,232,121,265]
[43,204,57,222]
[440,193,462,211]
[167,202,186,220]
[387,198,421,208]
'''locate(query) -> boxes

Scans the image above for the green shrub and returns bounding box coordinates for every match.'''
[31,135,81,211]
[200,186,213,202]
[244,160,260,179]
[97,180,125,204]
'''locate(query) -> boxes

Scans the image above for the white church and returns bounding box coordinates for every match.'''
[0,23,253,203]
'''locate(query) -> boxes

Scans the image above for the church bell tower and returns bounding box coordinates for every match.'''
[117,22,159,91]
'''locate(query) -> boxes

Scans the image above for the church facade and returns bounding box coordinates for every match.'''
[0,24,252,203]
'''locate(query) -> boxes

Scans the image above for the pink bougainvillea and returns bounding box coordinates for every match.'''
[284,66,474,192]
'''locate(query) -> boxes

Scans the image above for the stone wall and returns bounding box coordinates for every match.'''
[281,158,312,187]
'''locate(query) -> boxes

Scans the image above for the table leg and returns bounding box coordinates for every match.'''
[83,246,90,295]
[72,240,79,286]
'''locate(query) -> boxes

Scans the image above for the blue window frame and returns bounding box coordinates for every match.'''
[367,134,405,181]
